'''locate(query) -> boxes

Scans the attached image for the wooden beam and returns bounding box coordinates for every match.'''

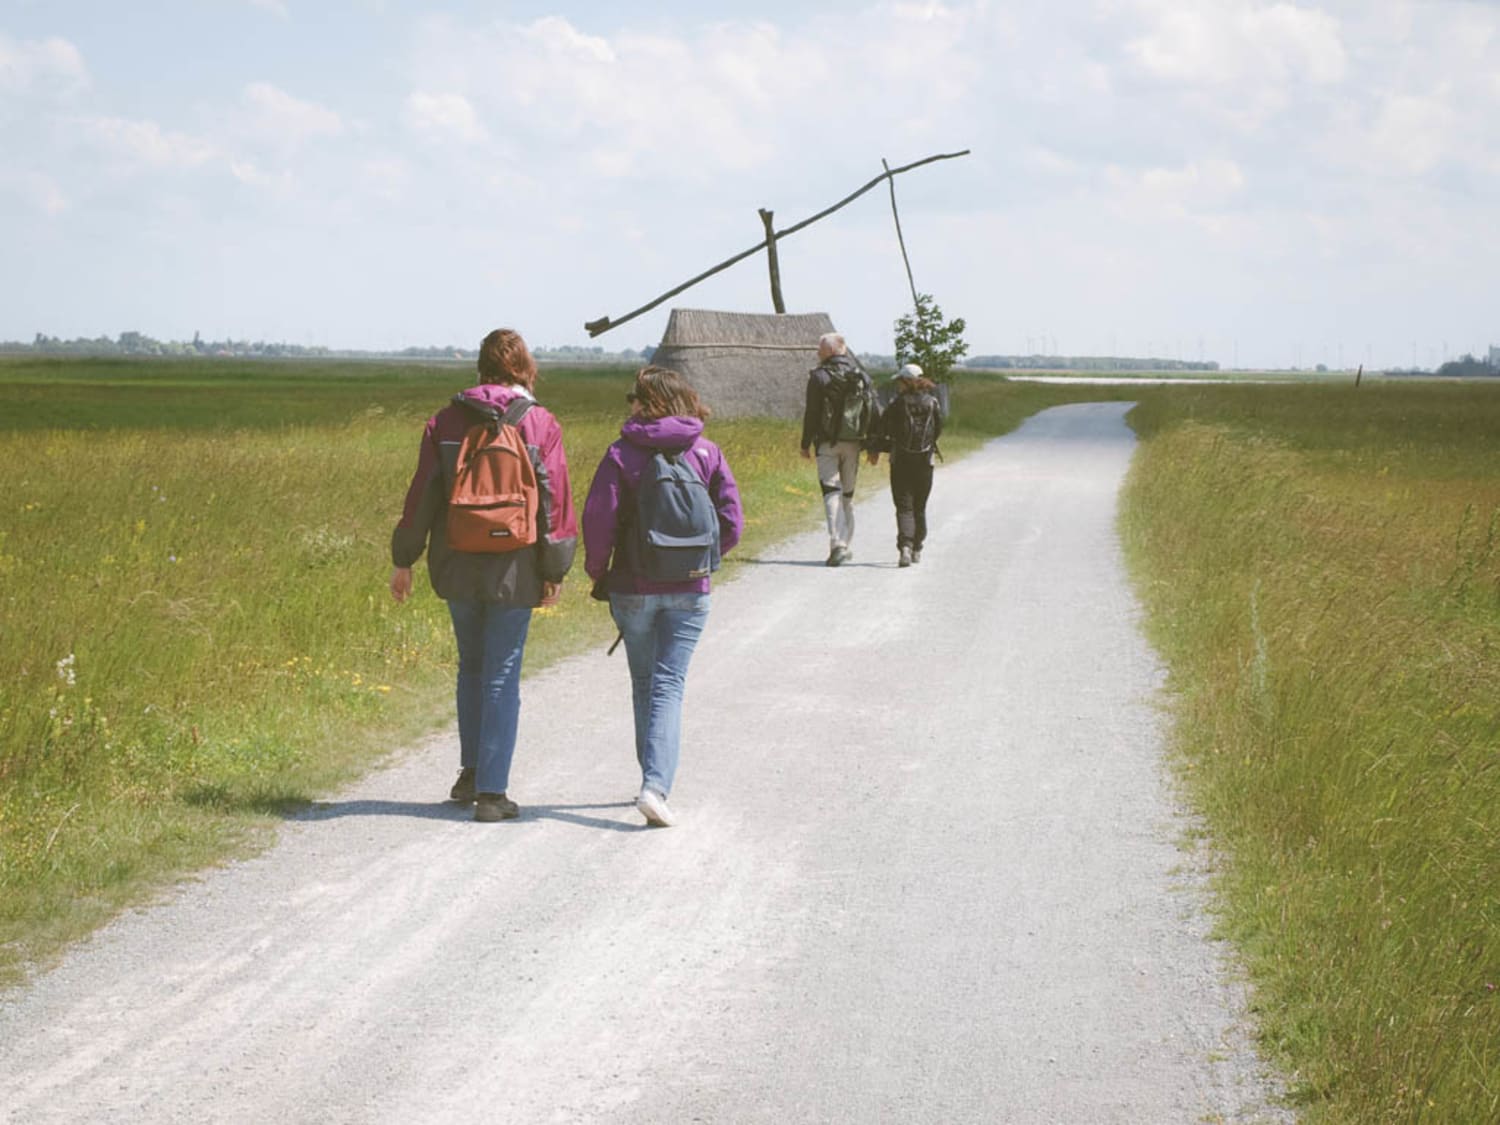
[585,149,970,337]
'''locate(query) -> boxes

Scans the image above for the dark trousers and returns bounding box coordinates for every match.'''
[889,453,934,550]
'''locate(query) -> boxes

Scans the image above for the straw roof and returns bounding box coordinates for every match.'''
[649,308,837,419]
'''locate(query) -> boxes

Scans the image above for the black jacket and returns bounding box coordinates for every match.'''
[871,389,943,460]
[800,354,877,451]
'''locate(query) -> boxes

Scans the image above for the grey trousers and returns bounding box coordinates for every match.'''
[815,440,862,550]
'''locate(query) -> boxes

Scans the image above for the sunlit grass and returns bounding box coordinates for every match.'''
[0,358,837,982]
[1120,381,1500,1123]
[9,358,1496,1124]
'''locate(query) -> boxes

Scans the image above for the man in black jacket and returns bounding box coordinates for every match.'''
[800,332,876,566]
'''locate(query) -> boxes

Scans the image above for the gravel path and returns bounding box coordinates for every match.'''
[0,403,1290,1124]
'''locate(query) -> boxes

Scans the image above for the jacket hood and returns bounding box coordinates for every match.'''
[620,415,704,451]
[456,382,532,413]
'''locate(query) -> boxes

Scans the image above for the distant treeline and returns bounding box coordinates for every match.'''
[1433,353,1500,378]
[0,332,655,364]
[966,354,1221,372]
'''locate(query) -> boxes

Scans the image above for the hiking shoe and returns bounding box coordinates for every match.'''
[911,547,923,564]
[474,792,519,822]
[449,767,476,803]
[898,546,912,568]
[825,547,844,567]
[636,788,677,828]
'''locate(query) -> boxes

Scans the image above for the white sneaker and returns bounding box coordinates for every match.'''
[636,788,677,827]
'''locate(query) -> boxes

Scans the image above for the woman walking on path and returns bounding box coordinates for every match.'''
[868,363,944,568]
[582,366,743,827]
[389,328,577,822]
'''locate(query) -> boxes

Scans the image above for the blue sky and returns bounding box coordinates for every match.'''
[3,0,1497,368]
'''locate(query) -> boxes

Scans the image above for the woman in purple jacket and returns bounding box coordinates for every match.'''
[583,366,743,827]
[390,328,577,823]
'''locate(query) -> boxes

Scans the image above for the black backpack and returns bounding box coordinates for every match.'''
[819,366,877,443]
[628,449,721,581]
[892,392,940,455]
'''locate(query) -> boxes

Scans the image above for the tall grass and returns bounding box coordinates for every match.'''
[1120,382,1500,1123]
[0,357,848,983]
[3,360,1091,983]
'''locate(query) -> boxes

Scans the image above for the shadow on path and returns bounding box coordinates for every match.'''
[295,799,640,833]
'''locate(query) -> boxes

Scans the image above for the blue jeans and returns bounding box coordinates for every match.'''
[609,592,711,798]
[446,600,532,795]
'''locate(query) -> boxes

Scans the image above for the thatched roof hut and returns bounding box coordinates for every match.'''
[649,308,836,419]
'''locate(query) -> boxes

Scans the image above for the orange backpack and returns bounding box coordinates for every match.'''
[445,396,539,554]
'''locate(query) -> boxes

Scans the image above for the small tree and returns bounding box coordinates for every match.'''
[893,292,968,384]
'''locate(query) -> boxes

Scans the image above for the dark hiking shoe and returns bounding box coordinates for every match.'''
[475,792,519,822]
[826,548,844,567]
[898,546,912,568]
[449,767,476,803]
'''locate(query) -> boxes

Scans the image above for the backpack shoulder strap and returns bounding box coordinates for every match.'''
[501,396,533,428]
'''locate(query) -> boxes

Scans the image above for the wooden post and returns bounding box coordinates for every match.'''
[759,208,786,314]
[1355,363,1363,388]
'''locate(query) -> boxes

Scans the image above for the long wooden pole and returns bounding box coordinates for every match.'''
[884,157,920,309]
[584,149,969,337]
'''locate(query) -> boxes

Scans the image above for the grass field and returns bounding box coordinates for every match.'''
[0,357,1110,988]
[0,357,826,984]
[1121,381,1500,1123]
[3,357,1494,1121]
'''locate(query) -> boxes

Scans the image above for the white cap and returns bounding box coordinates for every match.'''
[894,363,924,381]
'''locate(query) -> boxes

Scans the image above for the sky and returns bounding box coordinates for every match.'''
[3,1,1498,370]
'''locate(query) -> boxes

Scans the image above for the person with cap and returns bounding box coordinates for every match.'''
[800,332,879,566]
[867,363,943,567]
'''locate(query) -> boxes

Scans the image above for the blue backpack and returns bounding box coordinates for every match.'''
[630,449,720,581]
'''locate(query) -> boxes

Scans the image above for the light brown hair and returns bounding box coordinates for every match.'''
[633,365,710,420]
[476,328,537,389]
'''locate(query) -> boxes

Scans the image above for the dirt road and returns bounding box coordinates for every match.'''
[0,403,1289,1123]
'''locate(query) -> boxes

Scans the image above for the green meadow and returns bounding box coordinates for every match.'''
[1122,381,1500,1124]
[2,358,1496,1122]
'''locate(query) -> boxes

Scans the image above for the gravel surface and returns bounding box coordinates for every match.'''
[0,403,1292,1124]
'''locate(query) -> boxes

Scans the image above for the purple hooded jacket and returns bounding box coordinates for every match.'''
[392,382,577,604]
[583,415,743,595]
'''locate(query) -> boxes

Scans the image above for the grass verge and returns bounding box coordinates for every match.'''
[1119,381,1500,1122]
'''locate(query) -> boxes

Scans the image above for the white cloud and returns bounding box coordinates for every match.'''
[0,33,89,96]
[1366,91,1457,176]
[402,92,487,144]
[230,159,295,197]
[409,4,985,181]
[1105,157,1246,225]
[360,156,412,201]
[0,170,68,216]
[240,82,343,147]
[1125,1,1347,87]
[80,115,219,170]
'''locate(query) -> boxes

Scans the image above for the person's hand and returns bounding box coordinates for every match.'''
[539,580,562,608]
[800,446,812,461]
[389,566,413,603]
[866,451,880,466]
